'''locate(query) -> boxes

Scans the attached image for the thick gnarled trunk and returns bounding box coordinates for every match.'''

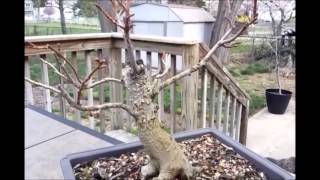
[123,68,195,179]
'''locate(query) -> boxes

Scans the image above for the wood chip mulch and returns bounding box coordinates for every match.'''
[73,134,267,180]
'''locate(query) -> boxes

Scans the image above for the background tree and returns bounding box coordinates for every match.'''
[32,0,48,21]
[43,6,55,22]
[259,0,295,36]
[209,0,245,64]
[73,0,98,17]
[58,0,67,34]
[25,0,257,178]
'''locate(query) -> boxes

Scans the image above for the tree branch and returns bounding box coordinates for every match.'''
[24,77,138,119]
[39,57,68,81]
[25,77,61,93]
[58,86,138,118]
[158,0,258,92]
[95,1,140,75]
[86,78,123,89]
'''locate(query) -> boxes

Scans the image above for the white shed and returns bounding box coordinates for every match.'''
[130,3,215,45]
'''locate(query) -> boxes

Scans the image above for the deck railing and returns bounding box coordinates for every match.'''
[25,33,250,144]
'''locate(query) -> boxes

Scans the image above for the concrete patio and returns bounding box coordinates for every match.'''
[25,106,123,180]
[246,99,295,159]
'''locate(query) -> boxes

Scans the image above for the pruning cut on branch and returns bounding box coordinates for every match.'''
[25,0,257,179]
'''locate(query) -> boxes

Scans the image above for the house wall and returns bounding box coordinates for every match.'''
[166,22,184,37]
[133,22,165,36]
[183,22,213,45]
[130,4,180,22]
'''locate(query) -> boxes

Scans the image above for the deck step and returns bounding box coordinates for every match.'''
[105,130,139,143]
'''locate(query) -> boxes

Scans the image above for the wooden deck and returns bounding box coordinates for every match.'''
[25,106,123,180]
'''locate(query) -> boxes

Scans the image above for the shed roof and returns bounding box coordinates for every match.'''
[131,3,215,23]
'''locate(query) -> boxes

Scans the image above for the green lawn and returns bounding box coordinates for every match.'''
[25,22,100,36]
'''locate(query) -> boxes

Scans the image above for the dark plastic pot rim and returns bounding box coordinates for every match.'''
[61,128,294,180]
[266,88,292,96]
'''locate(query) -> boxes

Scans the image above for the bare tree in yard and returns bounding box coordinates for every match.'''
[25,0,257,179]
[209,0,245,64]
[58,0,67,34]
[43,6,55,22]
[260,0,295,36]
[32,0,48,21]
[97,0,117,32]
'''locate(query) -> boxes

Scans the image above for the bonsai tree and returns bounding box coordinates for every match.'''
[25,0,257,179]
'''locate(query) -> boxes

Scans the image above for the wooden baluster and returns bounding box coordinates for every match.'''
[170,54,176,135]
[71,51,81,122]
[216,82,223,131]
[25,56,34,105]
[85,50,94,129]
[59,52,67,118]
[223,91,230,134]
[158,52,164,122]
[239,100,250,145]
[136,50,141,60]
[208,74,216,128]
[40,54,52,112]
[201,68,208,128]
[146,51,152,77]
[230,96,237,139]
[110,48,123,130]
[235,102,243,141]
[97,49,106,132]
[182,44,199,130]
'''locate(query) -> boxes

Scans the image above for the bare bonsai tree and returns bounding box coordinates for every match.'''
[25,0,257,179]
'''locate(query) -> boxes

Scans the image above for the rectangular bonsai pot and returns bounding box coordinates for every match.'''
[61,128,294,180]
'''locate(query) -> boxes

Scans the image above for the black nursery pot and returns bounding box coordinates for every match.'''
[61,128,294,180]
[266,89,292,114]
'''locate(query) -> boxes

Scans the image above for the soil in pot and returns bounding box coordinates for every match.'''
[73,134,267,180]
[266,89,292,114]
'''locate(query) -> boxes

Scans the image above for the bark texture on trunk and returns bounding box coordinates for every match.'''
[122,67,196,179]
[58,0,67,34]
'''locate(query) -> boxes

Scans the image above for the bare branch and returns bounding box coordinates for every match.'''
[155,53,170,79]
[86,78,123,89]
[25,77,61,93]
[284,10,294,23]
[95,3,125,29]
[27,42,82,85]
[158,0,258,91]
[58,86,138,118]
[47,45,82,84]
[39,57,68,81]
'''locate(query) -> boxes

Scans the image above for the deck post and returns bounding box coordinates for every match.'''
[71,51,81,122]
[25,56,34,105]
[110,48,123,130]
[182,44,199,130]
